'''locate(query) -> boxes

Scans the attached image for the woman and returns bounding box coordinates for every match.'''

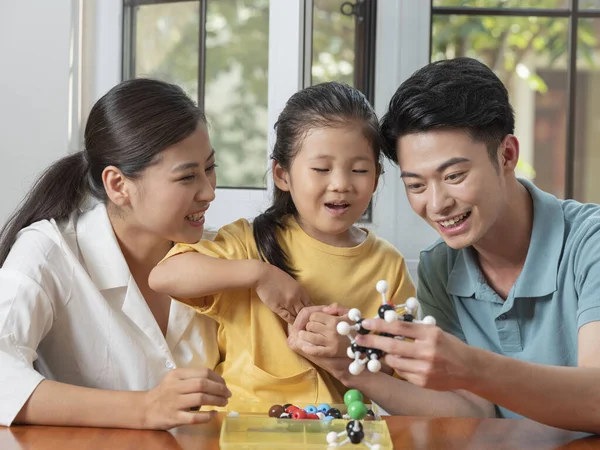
[0,79,231,429]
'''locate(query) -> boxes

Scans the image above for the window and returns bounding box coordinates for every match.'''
[123,0,269,189]
[308,0,376,101]
[306,0,377,220]
[124,0,377,217]
[432,0,600,202]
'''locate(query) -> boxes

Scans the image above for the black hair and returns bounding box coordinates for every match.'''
[380,57,515,167]
[0,78,205,266]
[252,81,382,278]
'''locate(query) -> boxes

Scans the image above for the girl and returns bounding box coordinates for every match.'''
[0,79,231,429]
[150,82,415,406]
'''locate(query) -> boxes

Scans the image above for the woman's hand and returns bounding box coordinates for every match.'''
[142,368,231,429]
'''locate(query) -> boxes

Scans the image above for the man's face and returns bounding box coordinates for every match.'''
[397,129,509,250]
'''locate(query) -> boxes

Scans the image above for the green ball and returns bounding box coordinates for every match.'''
[344,389,364,406]
[347,401,368,420]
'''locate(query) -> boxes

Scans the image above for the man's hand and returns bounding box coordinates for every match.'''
[355,318,475,391]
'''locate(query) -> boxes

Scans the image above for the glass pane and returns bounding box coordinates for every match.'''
[205,0,269,188]
[574,19,600,202]
[433,0,568,8]
[431,14,570,198]
[133,2,199,100]
[580,0,600,9]
[311,0,356,86]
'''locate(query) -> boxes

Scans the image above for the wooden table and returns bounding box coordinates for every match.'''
[2,414,599,449]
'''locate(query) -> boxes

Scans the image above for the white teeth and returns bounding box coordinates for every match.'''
[186,212,204,222]
[440,213,468,228]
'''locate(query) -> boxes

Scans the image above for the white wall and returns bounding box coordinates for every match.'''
[0,0,75,224]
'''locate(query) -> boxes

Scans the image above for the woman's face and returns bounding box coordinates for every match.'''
[124,123,217,244]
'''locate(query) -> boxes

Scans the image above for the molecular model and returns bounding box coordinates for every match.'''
[326,389,380,449]
[336,280,436,375]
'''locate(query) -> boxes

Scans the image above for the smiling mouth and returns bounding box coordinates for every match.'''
[185,212,205,222]
[325,202,350,210]
[438,211,471,228]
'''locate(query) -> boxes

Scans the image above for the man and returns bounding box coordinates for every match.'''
[349,57,600,433]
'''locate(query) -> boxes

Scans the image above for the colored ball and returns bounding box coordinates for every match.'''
[304,405,317,414]
[356,319,370,335]
[268,404,284,418]
[326,407,342,419]
[351,342,367,354]
[348,428,365,444]
[344,389,364,406]
[346,419,364,434]
[317,403,331,414]
[347,401,368,420]
[376,280,389,294]
[366,347,383,358]
[378,304,394,320]
[292,409,307,419]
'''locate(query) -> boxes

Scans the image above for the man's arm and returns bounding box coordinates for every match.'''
[287,308,495,419]
[357,319,600,433]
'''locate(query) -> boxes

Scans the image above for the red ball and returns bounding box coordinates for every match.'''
[292,409,307,419]
[285,405,300,414]
[306,413,319,420]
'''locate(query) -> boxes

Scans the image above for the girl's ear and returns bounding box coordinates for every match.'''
[273,160,290,192]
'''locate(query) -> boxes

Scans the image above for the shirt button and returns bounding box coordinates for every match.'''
[165,359,175,369]
[498,314,507,321]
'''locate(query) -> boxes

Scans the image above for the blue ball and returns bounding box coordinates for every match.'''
[304,405,317,414]
[317,403,331,414]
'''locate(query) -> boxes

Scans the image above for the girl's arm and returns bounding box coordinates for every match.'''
[149,252,266,299]
[149,252,312,324]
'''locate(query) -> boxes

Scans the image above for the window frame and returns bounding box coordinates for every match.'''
[122,0,378,193]
[431,0,600,199]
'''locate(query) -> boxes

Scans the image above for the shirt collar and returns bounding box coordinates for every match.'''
[76,202,131,291]
[446,179,563,299]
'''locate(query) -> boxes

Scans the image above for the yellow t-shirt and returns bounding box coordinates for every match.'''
[165,216,415,405]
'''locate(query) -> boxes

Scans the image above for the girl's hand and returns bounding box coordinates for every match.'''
[289,303,350,358]
[142,368,231,430]
[254,263,313,324]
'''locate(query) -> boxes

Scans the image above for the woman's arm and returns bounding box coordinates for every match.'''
[15,368,231,429]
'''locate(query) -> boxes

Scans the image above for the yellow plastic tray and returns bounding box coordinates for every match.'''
[219,415,393,449]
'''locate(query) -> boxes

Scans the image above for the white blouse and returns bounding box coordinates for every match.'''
[0,203,219,426]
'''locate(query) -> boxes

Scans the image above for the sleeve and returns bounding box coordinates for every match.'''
[160,219,253,318]
[573,221,600,329]
[164,218,252,262]
[0,269,54,426]
[417,253,467,343]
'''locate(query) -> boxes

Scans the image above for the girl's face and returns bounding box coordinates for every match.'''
[274,125,378,246]
[122,123,217,245]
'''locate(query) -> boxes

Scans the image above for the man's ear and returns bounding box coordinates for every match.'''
[499,135,519,172]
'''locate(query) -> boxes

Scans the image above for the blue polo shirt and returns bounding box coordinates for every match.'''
[417,179,600,419]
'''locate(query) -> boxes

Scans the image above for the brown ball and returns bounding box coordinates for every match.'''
[268,404,285,418]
